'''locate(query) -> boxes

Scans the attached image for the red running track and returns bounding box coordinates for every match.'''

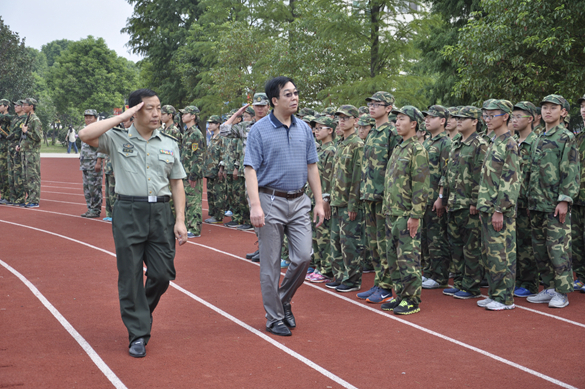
[0,157,583,388]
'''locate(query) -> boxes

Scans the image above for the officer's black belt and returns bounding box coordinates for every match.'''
[117,195,171,203]
[258,187,305,199]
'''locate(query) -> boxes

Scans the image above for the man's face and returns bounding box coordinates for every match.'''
[358,125,371,140]
[368,101,391,120]
[541,103,563,124]
[580,102,585,122]
[395,114,415,136]
[243,112,254,122]
[135,96,161,131]
[445,116,458,131]
[484,109,506,131]
[182,113,194,124]
[511,110,532,133]
[161,112,172,124]
[22,103,32,113]
[208,122,219,131]
[314,123,332,141]
[0,105,6,114]
[272,81,298,115]
[253,104,268,119]
[84,115,97,126]
[425,115,444,133]
[457,117,476,133]
[14,105,22,114]
[337,114,356,132]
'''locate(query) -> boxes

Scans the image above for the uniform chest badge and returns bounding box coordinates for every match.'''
[160,149,173,156]
[123,143,135,153]
[192,143,198,151]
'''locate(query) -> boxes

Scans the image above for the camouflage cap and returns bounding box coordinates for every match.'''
[298,107,316,117]
[561,97,570,112]
[365,91,395,105]
[302,115,316,123]
[422,105,450,119]
[161,105,176,115]
[244,106,255,116]
[252,93,269,106]
[577,94,585,105]
[322,107,336,116]
[540,94,566,107]
[0,99,10,106]
[228,108,240,116]
[335,105,359,118]
[513,101,537,117]
[483,99,513,114]
[392,106,424,126]
[24,97,38,105]
[358,106,369,115]
[388,113,397,122]
[482,98,497,110]
[535,106,541,115]
[84,109,98,117]
[313,116,337,129]
[453,106,482,120]
[207,115,221,123]
[447,107,460,116]
[180,106,200,115]
[357,114,375,126]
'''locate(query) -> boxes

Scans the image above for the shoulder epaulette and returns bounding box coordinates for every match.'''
[161,132,178,142]
[112,126,127,132]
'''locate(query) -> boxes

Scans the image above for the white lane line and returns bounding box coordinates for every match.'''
[0,259,127,389]
[41,199,106,209]
[0,220,357,389]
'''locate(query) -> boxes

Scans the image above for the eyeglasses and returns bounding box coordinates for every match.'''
[455,117,472,121]
[511,115,532,121]
[367,102,387,108]
[336,116,353,122]
[282,91,299,98]
[483,113,506,120]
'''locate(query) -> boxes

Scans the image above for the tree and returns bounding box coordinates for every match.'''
[46,36,140,114]
[0,17,34,100]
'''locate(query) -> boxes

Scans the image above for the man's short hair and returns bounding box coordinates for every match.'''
[265,76,295,108]
[128,89,158,108]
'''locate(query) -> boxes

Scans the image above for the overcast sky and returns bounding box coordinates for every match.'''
[1,0,144,62]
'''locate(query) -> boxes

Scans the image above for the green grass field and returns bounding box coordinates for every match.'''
[41,142,69,153]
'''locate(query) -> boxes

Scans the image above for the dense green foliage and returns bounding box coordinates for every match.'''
[0,17,34,101]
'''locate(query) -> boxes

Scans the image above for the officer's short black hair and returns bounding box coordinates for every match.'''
[128,89,158,108]
[265,76,296,108]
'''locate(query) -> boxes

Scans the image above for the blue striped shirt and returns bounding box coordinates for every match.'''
[244,112,318,191]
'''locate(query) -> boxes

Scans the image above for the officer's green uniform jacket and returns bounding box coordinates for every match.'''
[96,125,186,196]
[360,122,401,202]
[441,131,488,212]
[182,125,206,182]
[422,131,451,205]
[382,136,429,218]
[203,134,224,179]
[517,131,538,209]
[477,131,520,217]
[330,132,364,213]
[162,123,183,147]
[20,113,42,151]
[527,124,579,212]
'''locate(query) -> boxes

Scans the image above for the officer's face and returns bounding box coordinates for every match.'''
[253,104,269,119]
[135,96,161,131]
[84,115,97,126]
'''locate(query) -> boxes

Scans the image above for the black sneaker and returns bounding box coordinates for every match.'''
[325,281,341,289]
[335,284,361,293]
[393,299,420,315]
[224,221,241,228]
[246,250,259,259]
[381,298,400,311]
[237,224,254,231]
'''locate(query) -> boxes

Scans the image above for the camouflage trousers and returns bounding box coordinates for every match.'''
[384,215,422,304]
[0,140,9,199]
[236,175,250,225]
[421,205,451,285]
[82,169,103,215]
[206,176,226,221]
[571,205,585,283]
[516,208,538,293]
[330,206,364,287]
[448,209,484,295]
[8,148,24,203]
[364,201,393,289]
[105,173,116,218]
[184,178,202,235]
[225,175,237,220]
[531,211,573,294]
[312,213,332,277]
[480,212,516,305]
[23,150,40,204]
[360,202,372,270]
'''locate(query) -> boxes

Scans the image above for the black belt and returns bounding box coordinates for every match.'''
[117,195,171,203]
[258,187,305,199]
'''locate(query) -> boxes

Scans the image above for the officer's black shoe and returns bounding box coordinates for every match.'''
[246,249,259,259]
[129,338,146,358]
[266,321,291,337]
[251,252,260,262]
[282,303,296,328]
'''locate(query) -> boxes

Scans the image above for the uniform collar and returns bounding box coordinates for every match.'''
[398,135,417,148]
[461,131,480,145]
[269,111,298,129]
[374,121,393,133]
[430,130,448,142]
[127,124,162,141]
[519,130,537,145]
[543,124,565,136]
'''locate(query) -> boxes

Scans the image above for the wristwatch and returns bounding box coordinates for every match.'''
[438,194,444,199]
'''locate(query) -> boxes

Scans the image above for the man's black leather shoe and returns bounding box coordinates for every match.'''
[246,249,259,259]
[282,303,296,328]
[129,338,146,358]
[266,321,291,336]
[251,252,260,262]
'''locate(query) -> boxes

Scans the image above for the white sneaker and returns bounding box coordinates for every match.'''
[485,300,515,311]
[422,276,428,282]
[422,278,440,289]
[477,298,493,308]
[548,291,569,308]
[526,288,555,304]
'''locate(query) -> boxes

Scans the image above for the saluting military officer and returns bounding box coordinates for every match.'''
[79,88,188,358]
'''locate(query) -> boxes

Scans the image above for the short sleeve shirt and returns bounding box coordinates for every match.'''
[97,124,186,196]
[244,112,318,192]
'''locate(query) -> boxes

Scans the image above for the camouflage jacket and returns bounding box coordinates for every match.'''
[0,113,12,142]
[382,136,429,218]
[330,132,364,212]
[308,140,337,202]
[162,123,183,147]
[533,123,545,136]
[203,135,224,178]
[528,124,579,212]
[8,114,25,148]
[477,131,520,217]
[576,131,585,206]
[442,131,488,212]
[517,131,538,208]
[20,113,42,151]
[80,124,108,171]
[360,122,401,202]
[181,125,206,181]
[221,137,239,172]
[220,120,254,176]
[422,131,451,205]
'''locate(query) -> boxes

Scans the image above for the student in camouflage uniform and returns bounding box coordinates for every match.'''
[420,105,452,289]
[445,107,459,140]
[20,98,42,207]
[307,116,337,283]
[222,108,242,227]
[161,105,182,146]
[441,106,488,299]
[380,106,429,315]
[575,95,585,292]
[533,107,544,135]
[80,109,106,217]
[322,107,336,119]
[0,99,12,203]
[511,101,540,297]
[181,105,206,237]
[203,115,226,224]
[526,95,579,308]
[357,92,401,304]
[325,105,365,293]
[7,101,26,205]
[476,99,520,311]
